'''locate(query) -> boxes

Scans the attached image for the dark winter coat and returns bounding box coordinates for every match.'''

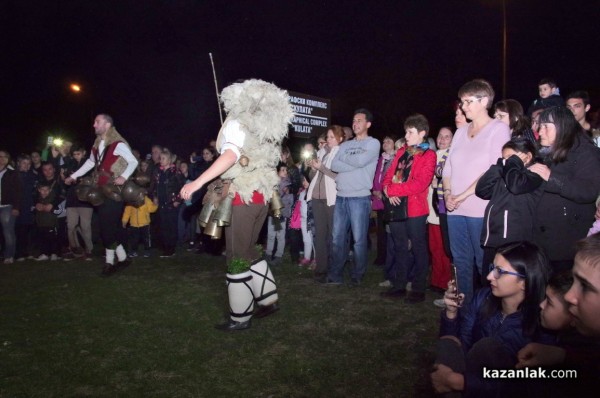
[533,135,600,263]
[476,155,544,248]
[152,164,185,210]
[0,168,22,211]
[17,170,37,225]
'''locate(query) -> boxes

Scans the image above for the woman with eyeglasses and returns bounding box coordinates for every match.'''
[442,79,511,304]
[529,106,600,272]
[431,241,555,395]
[493,99,537,144]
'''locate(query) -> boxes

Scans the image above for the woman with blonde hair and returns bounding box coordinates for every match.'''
[152,148,185,257]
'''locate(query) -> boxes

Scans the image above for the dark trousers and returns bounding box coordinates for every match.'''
[312,199,335,275]
[37,226,59,256]
[439,213,452,260]
[15,223,34,258]
[97,199,126,249]
[159,207,179,253]
[374,210,387,263]
[57,217,68,253]
[389,215,429,293]
[128,225,151,253]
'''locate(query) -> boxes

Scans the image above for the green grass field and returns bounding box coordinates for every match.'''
[0,251,441,397]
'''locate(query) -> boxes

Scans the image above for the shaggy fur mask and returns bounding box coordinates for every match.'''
[220,79,293,144]
[218,79,294,204]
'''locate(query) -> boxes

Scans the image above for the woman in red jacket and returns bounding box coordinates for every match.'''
[380,114,436,303]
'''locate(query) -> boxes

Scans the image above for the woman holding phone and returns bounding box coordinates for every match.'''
[431,241,555,395]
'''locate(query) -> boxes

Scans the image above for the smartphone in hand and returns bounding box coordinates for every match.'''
[451,265,460,298]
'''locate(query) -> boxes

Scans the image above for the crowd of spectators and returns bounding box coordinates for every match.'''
[2,77,600,395]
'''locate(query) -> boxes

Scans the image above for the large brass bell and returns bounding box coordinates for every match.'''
[101,183,123,202]
[212,195,233,227]
[203,219,222,240]
[270,189,283,218]
[132,172,151,187]
[75,185,92,202]
[79,176,94,187]
[86,187,105,206]
[122,181,146,204]
[197,203,215,228]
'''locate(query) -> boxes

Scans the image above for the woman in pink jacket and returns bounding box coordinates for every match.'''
[380,114,436,304]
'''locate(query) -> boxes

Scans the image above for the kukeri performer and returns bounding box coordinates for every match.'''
[180,79,293,331]
[65,114,138,275]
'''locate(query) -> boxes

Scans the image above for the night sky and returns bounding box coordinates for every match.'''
[2,0,598,158]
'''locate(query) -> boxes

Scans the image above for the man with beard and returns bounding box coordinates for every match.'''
[65,114,138,275]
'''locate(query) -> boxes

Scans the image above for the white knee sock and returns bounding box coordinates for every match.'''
[116,244,127,262]
[105,249,115,265]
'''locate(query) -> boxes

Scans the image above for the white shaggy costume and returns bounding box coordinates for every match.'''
[215,79,293,329]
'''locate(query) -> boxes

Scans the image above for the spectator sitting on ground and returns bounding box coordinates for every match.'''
[430,241,555,395]
[517,235,600,397]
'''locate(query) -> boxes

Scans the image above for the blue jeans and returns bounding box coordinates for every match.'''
[447,215,484,304]
[0,205,17,259]
[328,196,371,283]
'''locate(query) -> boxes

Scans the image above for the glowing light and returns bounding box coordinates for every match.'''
[70,84,81,92]
[53,138,64,147]
[302,150,315,160]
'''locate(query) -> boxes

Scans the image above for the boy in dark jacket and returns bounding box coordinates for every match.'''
[33,182,60,261]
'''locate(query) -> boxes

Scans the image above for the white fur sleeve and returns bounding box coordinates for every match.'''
[219,119,245,161]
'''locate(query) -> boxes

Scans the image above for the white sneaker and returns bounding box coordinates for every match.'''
[378,280,392,287]
[3,257,14,264]
[433,298,446,308]
[50,254,60,261]
[16,257,26,262]
[35,254,49,261]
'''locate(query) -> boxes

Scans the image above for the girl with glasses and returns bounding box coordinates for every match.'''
[431,241,555,395]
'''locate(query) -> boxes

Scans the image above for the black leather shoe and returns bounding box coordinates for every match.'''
[380,288,407,299]
[404,291,426,304]
[101,263,117,276]
[116,259,131,270]
[215,319,251,331]
[253,303,280,319]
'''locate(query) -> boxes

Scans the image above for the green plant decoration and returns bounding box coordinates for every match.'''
[227,257,251,275]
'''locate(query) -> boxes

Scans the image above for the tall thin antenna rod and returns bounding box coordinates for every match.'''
[209,53,224,125]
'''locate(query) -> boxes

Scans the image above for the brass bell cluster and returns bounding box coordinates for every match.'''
[270,189,284,218]
[74,176,105,206]
[198,195,233,239]
[73,175,148,207]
